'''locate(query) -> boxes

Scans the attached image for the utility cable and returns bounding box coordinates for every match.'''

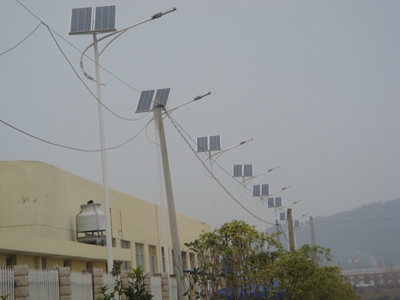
[14,0,149,122]
[0,22,42,56]
[0,118,150,152]
[45,25,148,122]
[165,112,275,226]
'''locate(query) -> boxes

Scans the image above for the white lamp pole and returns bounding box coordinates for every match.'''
[71,5,177,274]
[198,137,253,229]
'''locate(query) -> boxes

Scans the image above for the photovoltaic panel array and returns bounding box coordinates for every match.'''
[69,6,116,35]
[70,7,92,34]
[94,6,117,32]
[233,165,242,177]
[135,88,171,113]
[153,88,170,109]
[209,135,221,151]
[261,184,269,196]
[253,185,261,197]
[197,137,208,152]
[136,90,155,112]
[243,164,253,177]
[233,164,253,177]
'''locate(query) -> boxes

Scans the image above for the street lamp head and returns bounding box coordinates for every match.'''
[152,7,177,19]
[240,138,253,145]
[194,92,211,101]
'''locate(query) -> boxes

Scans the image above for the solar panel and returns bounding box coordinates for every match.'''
[244,164,253,177]
[197,137,208,152]
[152,88,171,110]
[268,197,274,208]
[253,185,260,197]
[275,197,282,207]
[280,212,286,221]
[70,7,93,34]
[136,90,155,112]
[70,6,117,35]
[261,184,269,196]
[233,165,242,177]
[209,135,221,151]
[94,6,117,32]
[136,88,171,113]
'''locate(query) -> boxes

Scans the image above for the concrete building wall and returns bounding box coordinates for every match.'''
[0,161,211,273]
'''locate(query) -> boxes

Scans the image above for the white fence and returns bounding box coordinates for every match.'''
[71,271,93,300]
[28,269,59,300]
[0,267,14,300]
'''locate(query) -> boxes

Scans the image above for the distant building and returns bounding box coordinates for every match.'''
[0,161,210,273]
[342,267,400,288]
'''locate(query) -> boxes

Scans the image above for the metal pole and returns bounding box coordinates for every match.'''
[208,151,218,229]
[93,33,113,273]
[154,112,171,275]
[242,177,248,222]
[287,208,295,251]
[310,216,316,247]
[275,219,281,244]
[154,99,185,299]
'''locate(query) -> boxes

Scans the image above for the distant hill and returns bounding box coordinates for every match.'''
[268,199,400,269]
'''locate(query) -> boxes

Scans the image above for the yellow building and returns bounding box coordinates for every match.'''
[0,160,210,273]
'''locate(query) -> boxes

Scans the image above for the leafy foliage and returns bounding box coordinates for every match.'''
[183,220,359,300]
[98,263,153,300]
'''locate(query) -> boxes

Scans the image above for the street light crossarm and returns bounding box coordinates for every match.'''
[241,166,279,185]
[79,7,177,80]
[208,137,253,160]
[167,92,212,114]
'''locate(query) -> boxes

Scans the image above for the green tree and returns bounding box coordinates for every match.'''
[183,220,359,300]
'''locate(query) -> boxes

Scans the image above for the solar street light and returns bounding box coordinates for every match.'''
[69,5,176,276]
[196,136,252,229]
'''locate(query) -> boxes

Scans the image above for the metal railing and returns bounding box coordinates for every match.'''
[71,271,93,300]
[0,267,14,300]
[28,269,59,300]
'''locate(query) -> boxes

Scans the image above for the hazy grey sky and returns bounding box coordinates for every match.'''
[1,0,399,232]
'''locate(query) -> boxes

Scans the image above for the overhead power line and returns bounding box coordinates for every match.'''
[165,112,276,226]
[13,0,149,122]
[0,22,42,56]
[0,118,150,152]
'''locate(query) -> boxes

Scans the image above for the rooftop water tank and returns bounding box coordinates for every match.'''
[76,200,107,245]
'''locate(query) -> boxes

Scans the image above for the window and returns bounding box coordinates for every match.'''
[121,261,130,270]
[181,251,187,270]
[6,255,15,266]
[112,238,117,248]
[189,253,195,270]
[135,243,144,268]
[149,246,157,275]
[161,247,166,273]
[121,240,131,249]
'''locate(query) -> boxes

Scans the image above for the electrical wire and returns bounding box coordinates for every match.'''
[45,26,149,122]
[14,0,150,122]
[0,118,150,152]
[165,112,276,226]
[0,22,42,56]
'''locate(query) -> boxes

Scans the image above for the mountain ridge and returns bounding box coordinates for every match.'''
[268,198,400,268]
